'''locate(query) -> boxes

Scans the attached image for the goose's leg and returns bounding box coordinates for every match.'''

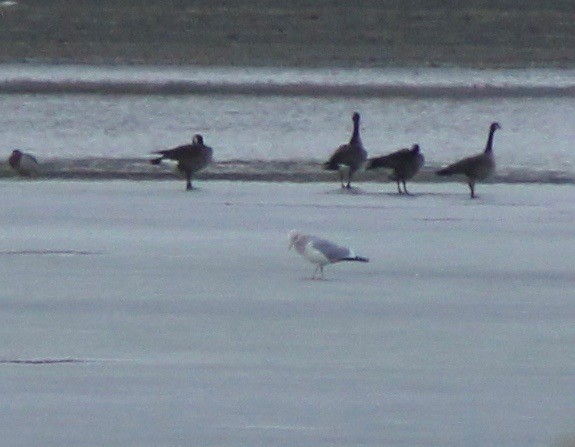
[468,180,476,199]
[403,179,411,195]
[185,171,193,191]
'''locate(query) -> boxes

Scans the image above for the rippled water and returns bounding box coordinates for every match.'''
[1,64,574,182]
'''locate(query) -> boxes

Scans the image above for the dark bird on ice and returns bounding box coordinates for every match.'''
[436,122,501,198]
[150,134,213,190]
[323,112,367,189]
[366,143,424,194]
[8,149,40,177]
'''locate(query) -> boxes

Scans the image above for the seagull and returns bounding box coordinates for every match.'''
[436,122,501,198]
[323,112,367,189]
[366,143,424,194]
[150,134,213,190]
[8,150,40,177]
[288,230,369,279]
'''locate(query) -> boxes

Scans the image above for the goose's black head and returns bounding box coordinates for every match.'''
[411,144,420,153]
[8,150,22,168]
[484,122,501,153]
[352,112,360,123]
[192,134,204,145]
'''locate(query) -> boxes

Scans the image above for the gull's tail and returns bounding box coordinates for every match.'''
[341,256,369,263]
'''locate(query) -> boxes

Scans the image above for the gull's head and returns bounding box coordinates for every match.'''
[288,230,302,250]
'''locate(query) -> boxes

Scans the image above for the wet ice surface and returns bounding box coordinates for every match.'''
[1,180,574,447]
[2,93,574,183]
[0,64,574,181]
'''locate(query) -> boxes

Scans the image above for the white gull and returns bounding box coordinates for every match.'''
[288,230,369,279]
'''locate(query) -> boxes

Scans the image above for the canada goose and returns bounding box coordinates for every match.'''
[150,134,213,190]
[8,150,40,177]
[323,112,367,189]
[436,122,501,198]
[288,230,369,279]
[366,143,424,194]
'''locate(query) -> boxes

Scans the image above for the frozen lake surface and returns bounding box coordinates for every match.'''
[0,64,574,183]
[1,179,574,446]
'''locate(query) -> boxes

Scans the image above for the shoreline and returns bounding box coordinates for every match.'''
[4,58,575,71]
[1,79,575,98]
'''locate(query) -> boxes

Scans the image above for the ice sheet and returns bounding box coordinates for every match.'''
[0,179,574,446]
